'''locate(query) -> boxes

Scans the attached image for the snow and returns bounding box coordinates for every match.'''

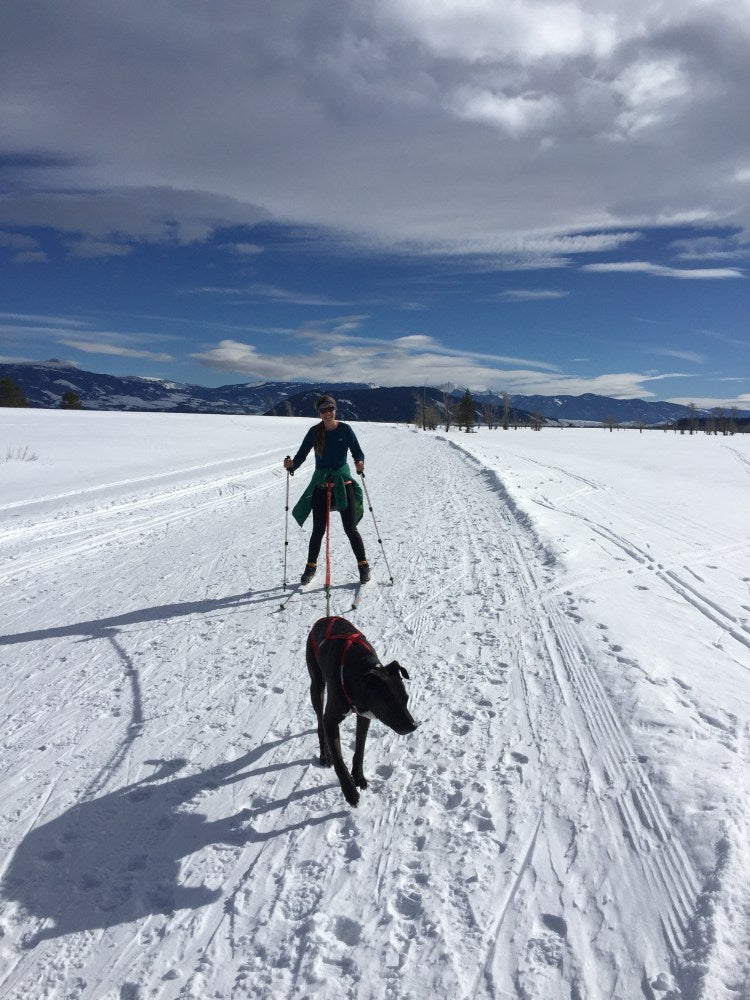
[0,409,748,1000]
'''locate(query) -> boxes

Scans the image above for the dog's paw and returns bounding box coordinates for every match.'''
[318,751,332,767]
[351,770,368,790]
[343,784,360,807]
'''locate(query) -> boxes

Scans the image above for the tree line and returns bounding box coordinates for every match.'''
[415,388,545,432]
[0,376,82,409]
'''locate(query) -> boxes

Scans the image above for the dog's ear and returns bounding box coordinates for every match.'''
[361,668,381,689]
[384,660,409,680]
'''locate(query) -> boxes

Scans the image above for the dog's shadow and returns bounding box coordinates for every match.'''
[2,736,343,946]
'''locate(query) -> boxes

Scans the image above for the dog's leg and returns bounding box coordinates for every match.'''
[306,636,330,766]
[351,715,371,790]
[323,715,360,807]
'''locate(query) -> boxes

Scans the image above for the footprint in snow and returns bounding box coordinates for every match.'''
[395,888,423,918]
[333,915,362,946]
[344,839,361,863]
[445,789,462,810]
[541,913,567,939]
[470,807,495,833]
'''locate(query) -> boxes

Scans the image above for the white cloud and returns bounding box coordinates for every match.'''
[245,284,349,306]
[0,231,38,249]
[447,89,560,136]
[581,261,744,279]
[0,312,87,328]
[498,289,569,301]
[185,283,349,306]
[0,2,748,255]
[59,339,173,362]
[0,312,176,361]
[12,251,48,264]
[379,0,618,62]
[667,396,750,410]
[222,242,264,256]
[190,334,695,399]
[611,57,690,136]
[392,334,438,349]
[67,238,133,258]
[0,189,267,248]
[649,347,706,363]
[669,234,750,261]
[0,231,47,263]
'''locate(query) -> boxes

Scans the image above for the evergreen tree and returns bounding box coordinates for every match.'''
[60,390,83,409]
[458,388,474,432]
[0,376,28,407]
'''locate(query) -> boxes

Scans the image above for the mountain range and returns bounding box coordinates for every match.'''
[3,360,747,426]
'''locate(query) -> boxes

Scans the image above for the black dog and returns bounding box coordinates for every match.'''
[306,616,418,807]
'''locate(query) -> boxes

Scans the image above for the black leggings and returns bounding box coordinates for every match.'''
[307,482,366,564]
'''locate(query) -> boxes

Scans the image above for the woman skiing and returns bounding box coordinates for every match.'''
[283,394,370,585]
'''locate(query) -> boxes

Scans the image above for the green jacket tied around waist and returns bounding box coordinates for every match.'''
[292,465,364,527]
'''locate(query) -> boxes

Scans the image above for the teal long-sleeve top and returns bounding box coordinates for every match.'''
[290,422,365,526]
[290,421,364,471]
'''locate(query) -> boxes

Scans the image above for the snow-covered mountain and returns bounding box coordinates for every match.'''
[0,360,368,415]
[275,384,536,424]
[496,391,716,425]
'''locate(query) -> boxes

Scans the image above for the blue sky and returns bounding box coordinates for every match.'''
[1,0,749,408]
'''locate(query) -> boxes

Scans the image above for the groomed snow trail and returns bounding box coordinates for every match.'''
[0,421,740,999]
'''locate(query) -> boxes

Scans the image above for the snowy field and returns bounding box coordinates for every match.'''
[0,409,748,1000]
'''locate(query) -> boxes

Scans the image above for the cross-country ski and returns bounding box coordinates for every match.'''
[351,580,370,609]
[278,580,314,611]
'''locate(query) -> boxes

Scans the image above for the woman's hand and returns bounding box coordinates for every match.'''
[355,460,364,475]
[283,456,294,471]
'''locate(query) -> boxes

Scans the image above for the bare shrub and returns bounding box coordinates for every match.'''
[5,445,39,463]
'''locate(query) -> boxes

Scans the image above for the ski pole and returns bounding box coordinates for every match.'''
[360,472,394,583]
[325,479,333,616]
[282,459,292,590]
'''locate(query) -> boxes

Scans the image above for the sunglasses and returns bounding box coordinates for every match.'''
[318,405,335,414]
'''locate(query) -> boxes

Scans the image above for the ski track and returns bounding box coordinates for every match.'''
[0,427,745,999]
[504,445,750,645]
[0,461,285,590]
[437,441,701,998]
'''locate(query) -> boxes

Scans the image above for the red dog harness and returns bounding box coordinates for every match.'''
[312,616,376,718]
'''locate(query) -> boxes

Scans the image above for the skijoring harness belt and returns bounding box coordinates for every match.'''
[312,616,377,718]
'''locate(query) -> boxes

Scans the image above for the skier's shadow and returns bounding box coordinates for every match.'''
[0,589,282,648]
[2,736,344,946]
